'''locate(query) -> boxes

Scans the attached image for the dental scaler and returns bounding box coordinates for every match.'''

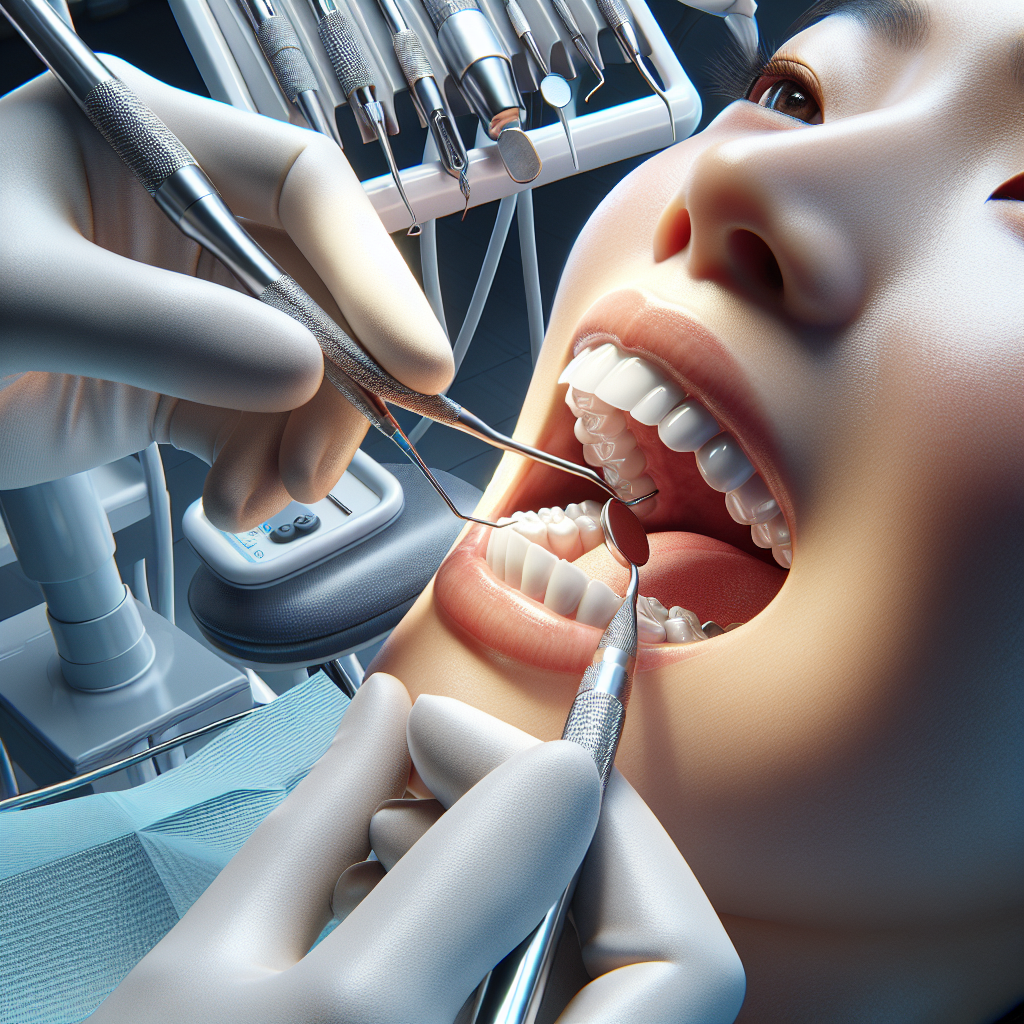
[547,0,603,101]
[419,0,541,184]
[235,0,341,145]
[474,499,650,1024]
[308,0,422,235]
[373,0,471,212]
[0,0,654,530]
[596,0,674,141]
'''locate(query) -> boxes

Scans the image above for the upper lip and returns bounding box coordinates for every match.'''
[568,287,793,533]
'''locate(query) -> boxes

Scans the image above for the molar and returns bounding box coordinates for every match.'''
[574,515,605,553]
[547,515,583,560]
[665,607,706,644]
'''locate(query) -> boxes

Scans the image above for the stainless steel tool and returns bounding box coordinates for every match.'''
[595,0,674,141]
[420,0,541,184]
[502,0,577,169]
[546,0,603,102]
[235,0,341,144]
[374,0,471,211]
[473,498,650,1024]
[308,0,422,234]
[0,0,655,532]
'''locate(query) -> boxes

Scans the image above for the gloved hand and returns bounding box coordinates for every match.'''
[364,694,747,1023]
[0,58,452,530]
[88,673,603,1023]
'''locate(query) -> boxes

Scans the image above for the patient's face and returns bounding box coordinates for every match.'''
[376,0,1023,944]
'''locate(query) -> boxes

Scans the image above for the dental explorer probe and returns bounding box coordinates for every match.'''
[0,0,655,515]
[308,0,422,235]
[474,499,649,1024]
[373,0,472,211]
[235,0,341,145]
[546,0,603,101]
[502,0,578,170]
[595,0,674,141]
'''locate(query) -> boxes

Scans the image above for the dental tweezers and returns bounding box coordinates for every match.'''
[0,0,654,530]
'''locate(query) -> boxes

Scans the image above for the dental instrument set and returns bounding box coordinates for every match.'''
[0,0,654,533]
[546,0,604,100]
[419,0,542,184]
[502,0,578,169]
[373,0,472,210]
[307,0,423,234]
[235,0,342,144]
[474,498,649,1023]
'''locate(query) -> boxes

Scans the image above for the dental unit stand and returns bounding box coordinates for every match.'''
[0,472,249,795]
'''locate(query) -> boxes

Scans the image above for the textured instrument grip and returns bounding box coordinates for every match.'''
[258,276,461,425]
[504,0,530,37]
[421,0,478,30]
[318,7,373,96]
[596,0,630,30]
[549,0,583,35]
[562,689,624,790]
[257,15,319,102]
[393,28,433,85]
[83,78,196,195]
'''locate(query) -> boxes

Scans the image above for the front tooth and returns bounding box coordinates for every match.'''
[558,348,595,385]
[638,613,667,644]
[575,515,604,553]
[504,530,532,589]
[575,579,623,628]
[547,516,583,560]
[513,517,549,548]
[658,400,722,452]
[725,473,779,525]
[521,543,558,601]
[751,522,772,548]
[630,383,686,426]
[695,433,756,493]
[594,356,667,411]
[569,344,623,392]
[486,519,514,578]
[544,559,590,616]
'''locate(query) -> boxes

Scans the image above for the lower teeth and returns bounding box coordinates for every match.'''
[484,502,719,645]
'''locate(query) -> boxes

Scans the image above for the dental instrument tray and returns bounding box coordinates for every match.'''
[183,449,403,587]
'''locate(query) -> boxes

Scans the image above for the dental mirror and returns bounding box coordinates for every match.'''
[539,73,572,109]
[601,499,649,569]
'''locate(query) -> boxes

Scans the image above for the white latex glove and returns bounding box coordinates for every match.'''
[0,59,452,530]
[357,695,747,1023]
[88,673,603,1023]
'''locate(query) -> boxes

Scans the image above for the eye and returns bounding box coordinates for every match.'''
[989,172,1024,201]
[759,80,823,124]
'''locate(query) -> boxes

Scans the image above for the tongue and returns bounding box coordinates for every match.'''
[573,532,787,626]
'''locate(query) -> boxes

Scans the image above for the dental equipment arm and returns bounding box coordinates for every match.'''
[374,0,471,208]
[594,0,674,142]
[677,0,758,59]
[306,0,422,234]
[235,0,341,144]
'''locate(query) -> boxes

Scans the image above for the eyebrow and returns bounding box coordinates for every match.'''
[788,0,930,51]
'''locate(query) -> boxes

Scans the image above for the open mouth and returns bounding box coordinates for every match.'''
[434,288,793,674]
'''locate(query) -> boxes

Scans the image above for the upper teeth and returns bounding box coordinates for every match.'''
[559,342,792,568]
[485,501,711,645]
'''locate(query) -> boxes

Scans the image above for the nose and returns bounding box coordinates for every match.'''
[655,102,869,328]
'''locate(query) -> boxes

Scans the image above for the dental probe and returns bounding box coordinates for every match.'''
[546,0,603,102]
[373,0,472,212]
[595,0,675,142]
[308,0,422,235]
[0,0,654,520]
[235,0,341,145]
[473,499,649,1024]
[502,0,578,169]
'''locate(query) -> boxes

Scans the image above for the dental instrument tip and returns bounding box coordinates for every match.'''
[460,167,471,218]
[725,12,759,61]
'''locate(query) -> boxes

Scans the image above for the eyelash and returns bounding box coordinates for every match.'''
[709,48,824,112]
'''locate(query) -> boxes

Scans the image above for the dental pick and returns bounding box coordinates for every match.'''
[474,498,649,1024]
[547,0,604,101]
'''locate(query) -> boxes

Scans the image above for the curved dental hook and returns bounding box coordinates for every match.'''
[369,116,421,236]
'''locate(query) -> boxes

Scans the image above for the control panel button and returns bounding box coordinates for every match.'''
[270,523,297,544]
[292,513,320,536]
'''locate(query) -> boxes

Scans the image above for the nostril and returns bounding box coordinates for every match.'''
[728,229,784,296]
[653,207,691,263]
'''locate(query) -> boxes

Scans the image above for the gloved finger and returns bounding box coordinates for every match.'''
[104,58,454,396]
[290,741,601,1023]
[332,860,386,923]
[158,673,411,972]
[369,798,445,870]
[562,769,746,1023]
[406,694,541,808]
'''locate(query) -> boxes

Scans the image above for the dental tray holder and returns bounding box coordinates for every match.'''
[167,0,702,228]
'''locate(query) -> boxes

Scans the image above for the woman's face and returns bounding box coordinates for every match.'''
[375,0,1023,948]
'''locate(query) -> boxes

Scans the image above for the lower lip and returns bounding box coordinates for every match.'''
[434,526,786,675]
